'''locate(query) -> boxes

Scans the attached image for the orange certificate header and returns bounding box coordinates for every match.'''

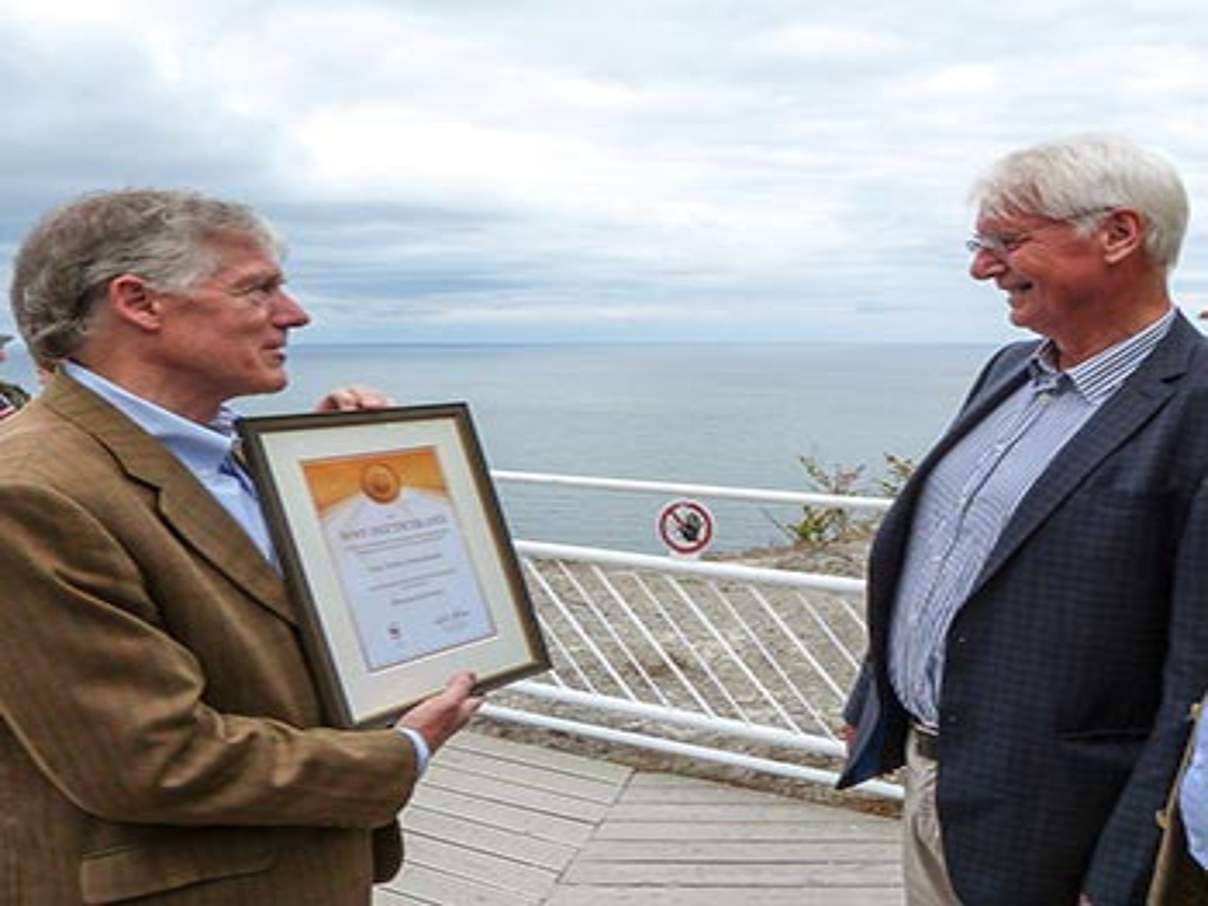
[301,446,448,515]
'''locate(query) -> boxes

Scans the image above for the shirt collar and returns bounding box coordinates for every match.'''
[63,361,239,476]
[1028,307,1175,404]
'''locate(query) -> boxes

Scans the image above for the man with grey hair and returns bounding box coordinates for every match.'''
[839,134,1208,905]
[0,189,482,905]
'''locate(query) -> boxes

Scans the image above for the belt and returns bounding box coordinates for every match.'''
[912,724,939,761]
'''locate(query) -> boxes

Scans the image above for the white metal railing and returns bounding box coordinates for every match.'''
[483,471,902,801]
[492,469,894,513]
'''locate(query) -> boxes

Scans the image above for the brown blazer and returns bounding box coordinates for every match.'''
[1149,694,1208,905]
[0,375,418,905]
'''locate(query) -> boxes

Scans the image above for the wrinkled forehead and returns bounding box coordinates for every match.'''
[974,207,1054,235]
[200,232,283,279]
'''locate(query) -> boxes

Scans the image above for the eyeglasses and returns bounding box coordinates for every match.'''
[965,224,1064,257]
[966,207,1116,257]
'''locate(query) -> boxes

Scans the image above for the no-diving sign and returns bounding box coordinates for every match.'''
[656,499,715,556]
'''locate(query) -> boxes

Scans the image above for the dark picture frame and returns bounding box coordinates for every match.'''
[238,403,548,728]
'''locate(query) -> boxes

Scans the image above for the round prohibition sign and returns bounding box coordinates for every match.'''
[656,499,715,555]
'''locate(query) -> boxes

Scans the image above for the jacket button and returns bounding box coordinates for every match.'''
[1156,809,1169,829]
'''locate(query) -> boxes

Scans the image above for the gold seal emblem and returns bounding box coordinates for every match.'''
[361,462,401,503]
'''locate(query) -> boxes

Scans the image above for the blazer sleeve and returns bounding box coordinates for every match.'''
[843,659,872,726]
[0,478,418,830]
[1083,476,1208,903]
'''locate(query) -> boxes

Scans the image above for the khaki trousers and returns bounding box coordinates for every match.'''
[903,727,962,905]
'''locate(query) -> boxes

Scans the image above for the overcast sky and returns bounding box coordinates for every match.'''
[1,0,1205,344]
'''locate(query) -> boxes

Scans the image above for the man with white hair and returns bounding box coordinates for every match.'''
[0,189,482,905]
[839,135,1208,905]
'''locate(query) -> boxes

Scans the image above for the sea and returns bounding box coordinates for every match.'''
[3,342,998,554]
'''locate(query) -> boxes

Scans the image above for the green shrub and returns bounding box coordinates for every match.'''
[780,452,915,546]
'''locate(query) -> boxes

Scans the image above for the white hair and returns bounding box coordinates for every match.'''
[969,134,1188,270]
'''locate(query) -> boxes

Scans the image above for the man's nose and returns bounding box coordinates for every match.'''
[969,248,1005,281]
[273,288,311,328]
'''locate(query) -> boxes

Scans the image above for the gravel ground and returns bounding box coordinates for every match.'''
[477,536,902,819]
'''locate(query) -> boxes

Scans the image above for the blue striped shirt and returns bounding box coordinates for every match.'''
[889,308,1175,727]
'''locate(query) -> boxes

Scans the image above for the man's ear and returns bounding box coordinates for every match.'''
[1100,208,1145,265]
[106,274,165,332]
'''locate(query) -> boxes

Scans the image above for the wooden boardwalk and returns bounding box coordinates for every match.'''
[375,731,902,905]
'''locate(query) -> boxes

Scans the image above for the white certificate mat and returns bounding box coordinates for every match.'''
[238,404,548,727]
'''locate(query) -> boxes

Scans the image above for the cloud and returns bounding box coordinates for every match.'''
[0,0,1205,344]
[745,24,910,60]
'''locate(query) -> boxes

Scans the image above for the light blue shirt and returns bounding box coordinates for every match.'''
[63,361,276,563]
[62,363,430,771]
[889,309,1174,727]
[1181,703,1208,869]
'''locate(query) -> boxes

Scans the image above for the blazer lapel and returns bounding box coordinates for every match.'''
[155,474,296,626]
[45,375,297,626]
[970,313,1198,598]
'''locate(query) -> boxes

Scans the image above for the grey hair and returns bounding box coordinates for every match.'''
[969,133,1189,270]
[9,188,285,363]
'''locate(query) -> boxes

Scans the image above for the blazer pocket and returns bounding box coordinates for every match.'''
[79,829,277,904]
[1055,728,1149,778]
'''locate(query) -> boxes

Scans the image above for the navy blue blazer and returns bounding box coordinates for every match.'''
[839,312,1208,905]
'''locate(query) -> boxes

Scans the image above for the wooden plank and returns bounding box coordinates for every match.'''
[384,864,538,906]
[434,746,624,804]
[423,763,612,822]
[545,888,903,906]
[450,731,633,783]
[620,784,819,804]
[578,839,901,863]
[602,801,890,822]
[562,861,903,886]
[625,771,802,792]
[404,835,558,899]
[594,820,899,842]
[625,771,757,786]
[410,785,594,846]
[403,807,577,871]
[372,887,434,906]
[621,774,883,811]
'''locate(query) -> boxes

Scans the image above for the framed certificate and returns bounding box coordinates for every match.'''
[237,403,549,728]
